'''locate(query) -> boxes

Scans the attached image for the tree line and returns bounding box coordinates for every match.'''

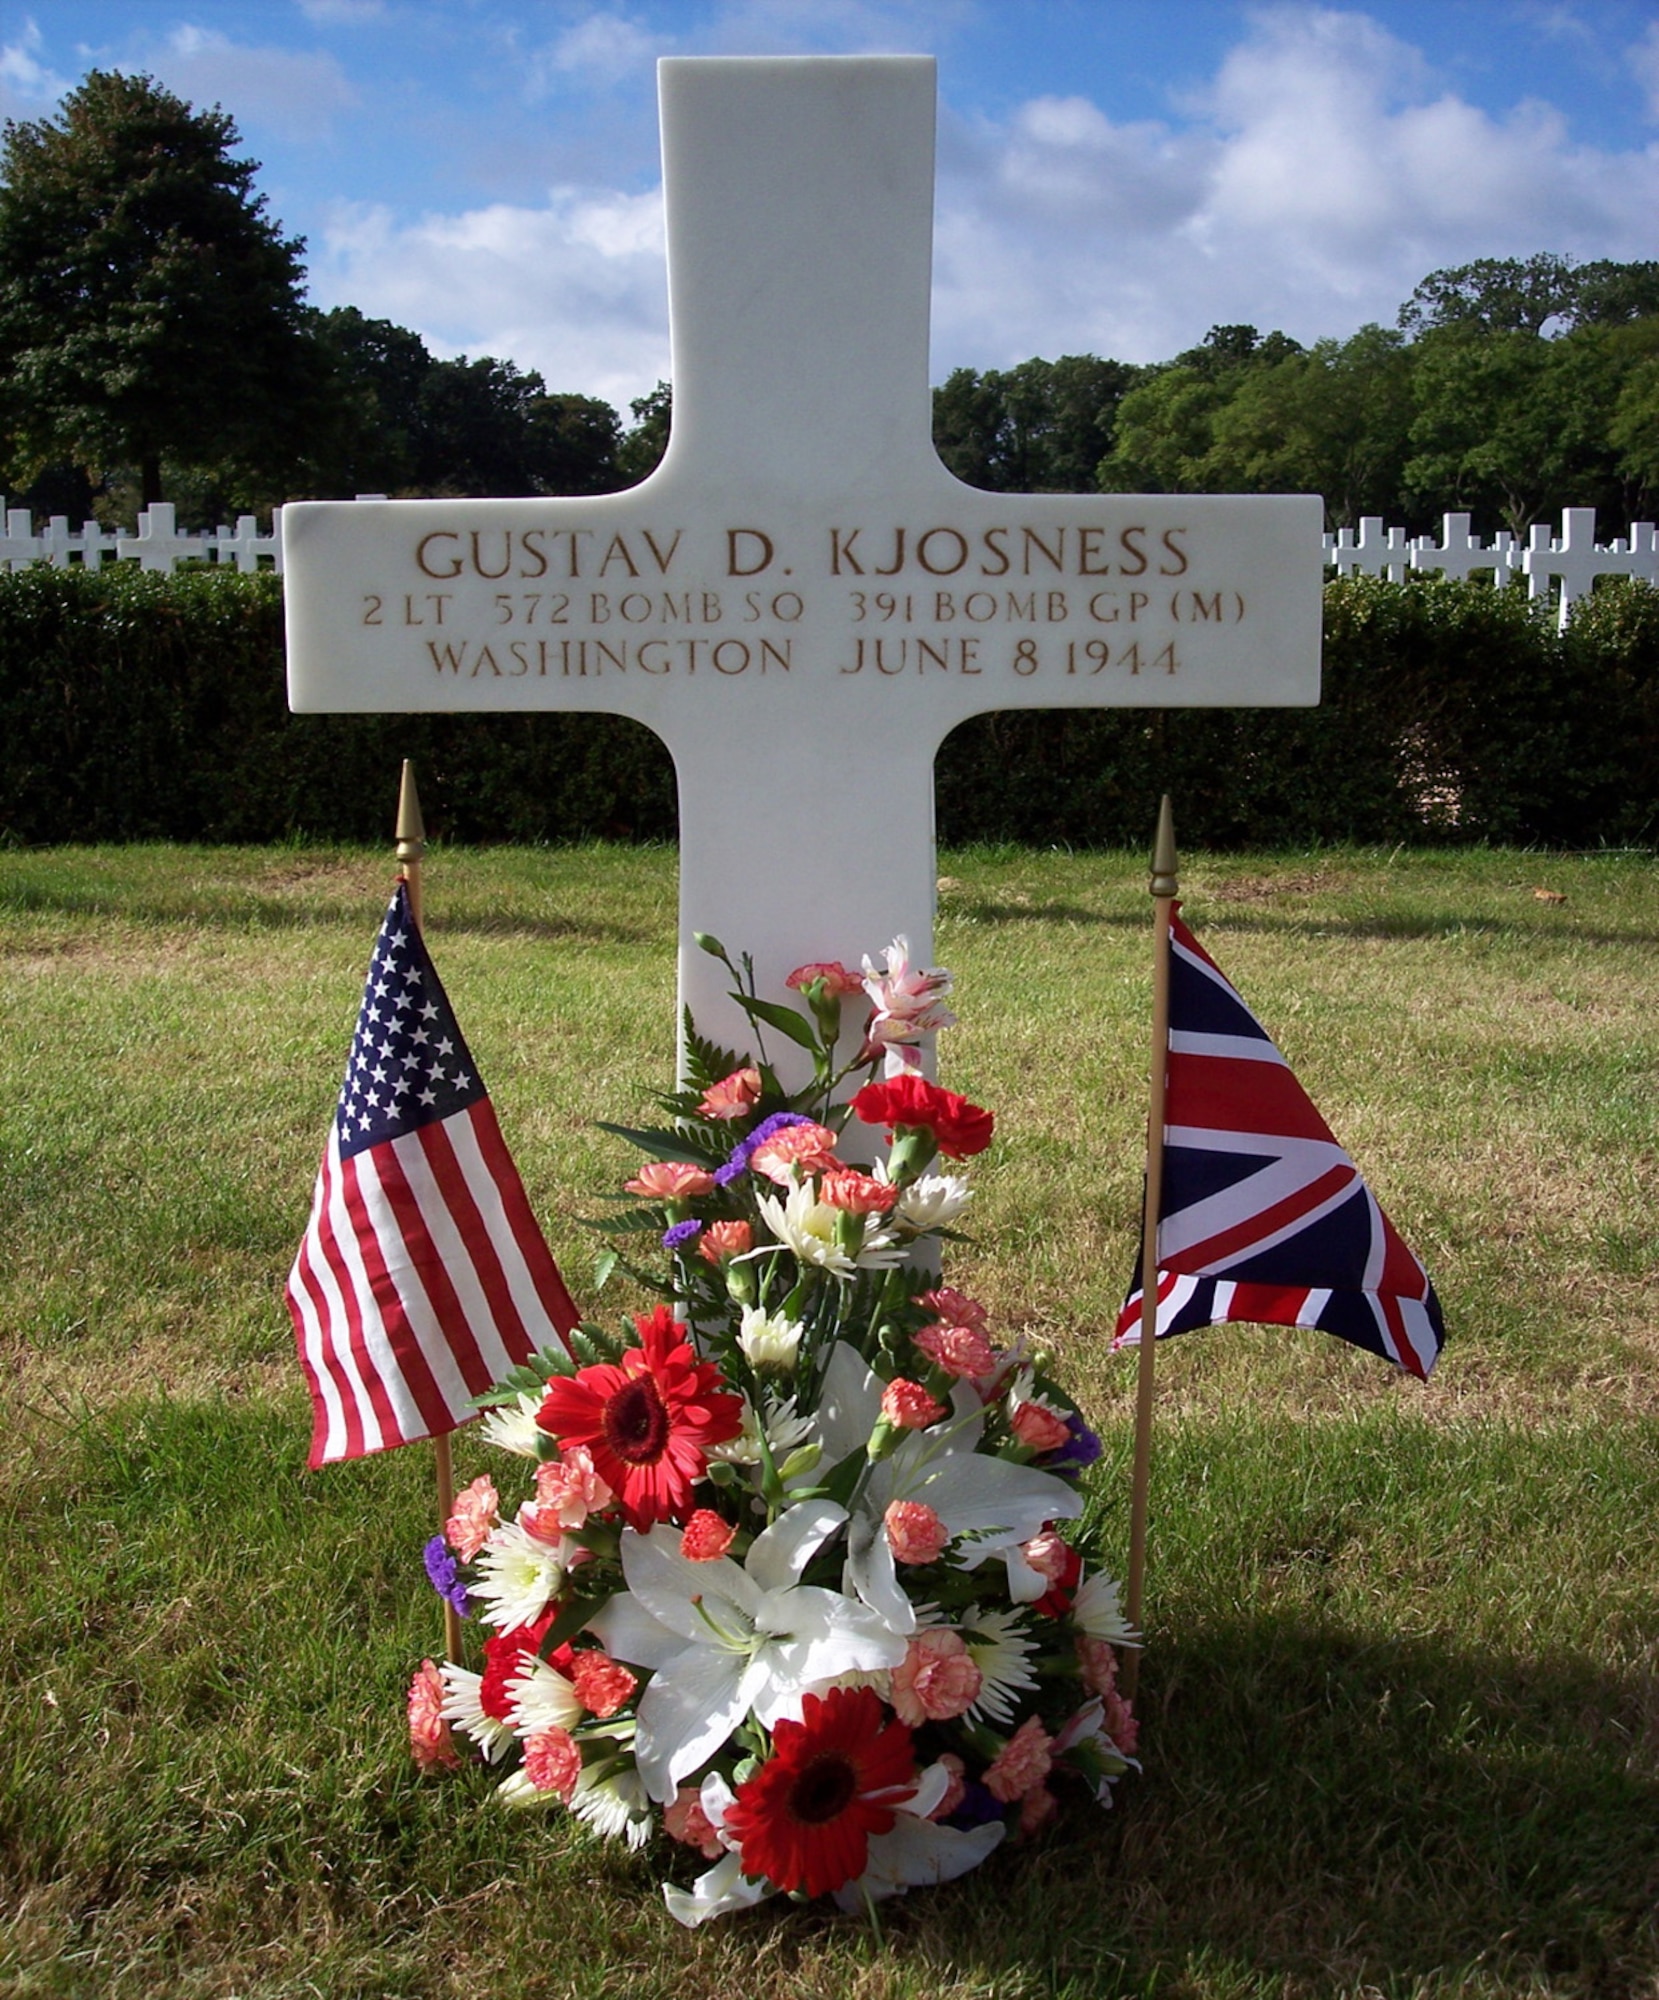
[3,70,1656,537]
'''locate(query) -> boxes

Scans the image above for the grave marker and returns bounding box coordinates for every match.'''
[284,56,1323,1064]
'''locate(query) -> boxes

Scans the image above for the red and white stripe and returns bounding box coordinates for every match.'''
[286,1098,578,1467]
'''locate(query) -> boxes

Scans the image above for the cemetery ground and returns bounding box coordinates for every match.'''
[1,840,1655,2000]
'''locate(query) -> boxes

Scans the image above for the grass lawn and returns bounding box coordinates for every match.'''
[1,841,1655,2000]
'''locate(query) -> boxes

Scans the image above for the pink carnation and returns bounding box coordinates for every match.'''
[1011,1400,1071,1452]
[786,961,866,996]
[1018,1785,1058,1837]
[914,1286,991,1334]
[889,1629,983,1726]
[914,1321,997,1380]
[533,1445,613,1531]
[444,1473,499,1561]
[626,1160,716,1200]
[884,1498,949,1565]
[570,1650,637,1719]
[927,1752,967,1821]
[880,1378,945,1430]
[521,1725,582,1800]
[1077,1635,1120,1697]
[1103,1688,1140,1757]
[1021,1529,1073,1583]
[985,1714,1055,1803]
[820,1167,900,1215]
[749,1121,839,1185]
[407,1659,460,1773]
[680,1509,736,1561]
[697,1219,753,1265]
[664,1785,725,1857]
[697,1067,762,1120]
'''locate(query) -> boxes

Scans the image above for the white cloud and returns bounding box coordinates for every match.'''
[302,3,1659,410]
[138,24,355,141]
[1631,20,1659,122]
[309,187,670,408]
[529,13,659,90]
[0,17,68,118]
[928,4,1659,372]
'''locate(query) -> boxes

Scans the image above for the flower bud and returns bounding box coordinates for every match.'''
[778,1442,822,1482]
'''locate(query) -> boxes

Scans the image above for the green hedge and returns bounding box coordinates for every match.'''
[1,566,1654,847]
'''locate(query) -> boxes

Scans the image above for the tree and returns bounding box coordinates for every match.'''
[617,380,672,483]
[0,70,319,507]
[931,354,1140,492]
[1095,327,1304,495]
[1205,326,1415,527]
[1398,255,1581,337]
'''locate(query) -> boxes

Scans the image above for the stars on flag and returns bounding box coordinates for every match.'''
[332,889,487,1158]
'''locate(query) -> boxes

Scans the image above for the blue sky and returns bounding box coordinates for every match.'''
[4,2,1658,412]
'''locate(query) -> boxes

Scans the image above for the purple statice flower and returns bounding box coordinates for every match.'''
[946,1779,1006,1831]
[663,1218,703,1250]
[422,1534,470,1615]
[1046,1410,1104,1474]
[713,1110,815,1187]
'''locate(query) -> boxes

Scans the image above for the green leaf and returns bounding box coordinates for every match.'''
[470,1345,574,1406]
[587,1210,666,1237]
[592,1249,619,1292]
[732,993,820,1052]
[537,1590,611,1655]
[594,1119,713,1166]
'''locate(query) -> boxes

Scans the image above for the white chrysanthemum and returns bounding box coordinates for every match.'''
[496,1767,563,1810]
[471,1517,567,1629]
[570,1762,652,1849]
[960,1606,1040,1725]
[706,1393,814,1467]
[507,1656,583,1736]
[437,1663,515,1762]
[756,1180,903,1275]
[478,1390,544,1458]
[894,1172,972,1232]
[737,1305,804,1371]
[1072,1569,1138,1646]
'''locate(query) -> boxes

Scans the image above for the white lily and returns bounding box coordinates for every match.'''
[833,1762,1006,1909]
[661,1775,774,1928]
[815,1343,1083,1635]
[591,1499,908,1803]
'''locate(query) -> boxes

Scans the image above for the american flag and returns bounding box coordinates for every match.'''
[287,882,579,1467]
[1115,910,1443,1379]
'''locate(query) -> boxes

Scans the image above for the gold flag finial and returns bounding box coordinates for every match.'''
[1149,793,1178,900]
[395,759,425,869]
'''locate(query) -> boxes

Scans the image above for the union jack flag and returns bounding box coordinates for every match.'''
[1115,910,1443,1379]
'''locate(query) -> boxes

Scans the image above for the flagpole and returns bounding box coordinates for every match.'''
[396,762,463,1665]
[1123,794,1177,1700]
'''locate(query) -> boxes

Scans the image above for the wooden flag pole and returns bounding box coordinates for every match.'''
[1122,794,1178,1700]
[395,761,463,1664]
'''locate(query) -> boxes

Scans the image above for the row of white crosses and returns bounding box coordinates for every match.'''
[1324,509,1659,629]
[0,502,282,573]
[6,496,1656,632]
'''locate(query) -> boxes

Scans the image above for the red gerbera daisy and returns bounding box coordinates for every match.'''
[536,1305,744,1530]
[723,1686,917,1899]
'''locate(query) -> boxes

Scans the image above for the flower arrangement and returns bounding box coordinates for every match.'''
[406,934,1138,1925]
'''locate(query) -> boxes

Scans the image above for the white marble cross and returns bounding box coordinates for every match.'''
[285,56,1322,1064]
